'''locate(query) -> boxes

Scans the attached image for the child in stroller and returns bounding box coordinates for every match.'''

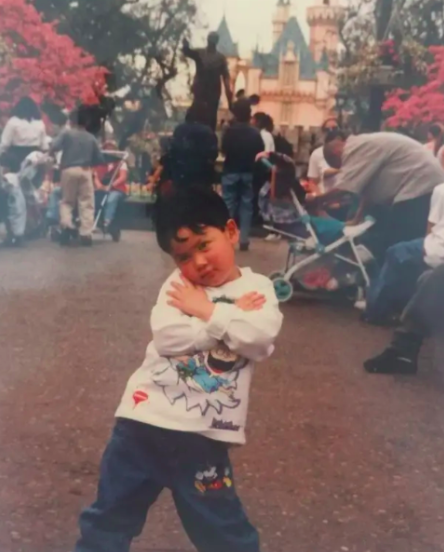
[93,143,128,242]
[46,147,128,243]
[257,151,375,302]
[0,155,27,247]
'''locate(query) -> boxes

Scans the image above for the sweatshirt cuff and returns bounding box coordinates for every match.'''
[206,303,233,340]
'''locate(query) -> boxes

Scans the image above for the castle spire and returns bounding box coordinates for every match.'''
[273,0,291,44]
[217,16,239,58]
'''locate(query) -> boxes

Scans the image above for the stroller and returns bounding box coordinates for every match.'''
[49,150,128,244]
[92,149,129,243]
[19,151,50,239]
[259,157,375,304]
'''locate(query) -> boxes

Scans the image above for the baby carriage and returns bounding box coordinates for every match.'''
[19,151,50,238]
[92,149,129,243]
[259,157,375,303]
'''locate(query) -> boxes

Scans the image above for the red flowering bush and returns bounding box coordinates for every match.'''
[0,0,108,117]
[384,46,444,128]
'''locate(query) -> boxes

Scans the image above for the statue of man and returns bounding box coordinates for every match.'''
[183,32,233,131]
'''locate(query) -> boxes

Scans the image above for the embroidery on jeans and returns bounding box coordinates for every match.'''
[194,465,233,493]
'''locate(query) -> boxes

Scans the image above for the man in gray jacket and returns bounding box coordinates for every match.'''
[50,108,104,246]
[311,131,444,261]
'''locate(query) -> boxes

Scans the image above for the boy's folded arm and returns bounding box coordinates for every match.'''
[151,305,218,356]
[205,282,283,361]
[151,276,218,356]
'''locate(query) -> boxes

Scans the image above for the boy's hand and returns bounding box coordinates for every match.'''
[236,292,266,312]
[167,276,215,321]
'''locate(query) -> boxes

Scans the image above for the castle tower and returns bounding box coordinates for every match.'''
[307,0,343,63]
[273,0,291,45]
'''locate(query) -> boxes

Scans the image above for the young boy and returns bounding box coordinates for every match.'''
[50,107,104,247]
[74,188,283,552]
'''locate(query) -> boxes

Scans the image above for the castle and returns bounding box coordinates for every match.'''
[217,0,343,136]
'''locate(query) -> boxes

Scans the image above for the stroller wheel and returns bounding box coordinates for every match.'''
[273,278,294,303]
[269,271,285,281]
[110,227,121,243]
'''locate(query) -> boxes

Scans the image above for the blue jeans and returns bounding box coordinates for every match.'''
[366,238,427,323]
[46,187,61,224]
[95,190,125,225]
[75,419,259,552]
[222,173,254,246]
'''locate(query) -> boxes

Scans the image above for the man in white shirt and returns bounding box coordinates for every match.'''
[307,117,340,193]
[252,112,275,153]
[365,182,444,325]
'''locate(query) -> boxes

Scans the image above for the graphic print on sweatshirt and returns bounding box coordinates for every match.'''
[152,296,248,416]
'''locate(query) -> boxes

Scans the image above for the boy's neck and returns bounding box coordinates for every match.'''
[222,266,242,286]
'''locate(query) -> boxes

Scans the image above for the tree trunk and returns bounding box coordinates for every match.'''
[365,0,394,131]
[364,87,386,132]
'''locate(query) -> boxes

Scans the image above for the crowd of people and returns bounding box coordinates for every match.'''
[0,98,129,247]
[1,92,444,377]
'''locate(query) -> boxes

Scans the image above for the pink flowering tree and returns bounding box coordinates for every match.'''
[0,0,108,117]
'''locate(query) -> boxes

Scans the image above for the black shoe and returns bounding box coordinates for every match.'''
[59,228,72,246]
[240,242,249,252]
[109,226,121,243]
[3,235,24,248]
[80,236,92,247]
[364,347,418,375]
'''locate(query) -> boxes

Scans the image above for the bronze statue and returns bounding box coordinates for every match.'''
[183,32,233,131]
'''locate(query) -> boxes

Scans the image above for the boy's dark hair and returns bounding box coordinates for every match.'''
[154,188,230,253]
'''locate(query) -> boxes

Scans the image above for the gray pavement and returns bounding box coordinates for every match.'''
[1,233,444,552]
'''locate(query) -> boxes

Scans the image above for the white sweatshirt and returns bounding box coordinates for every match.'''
[116,268,283,445]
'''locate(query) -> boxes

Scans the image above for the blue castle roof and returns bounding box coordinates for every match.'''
[253,16,317,80]
[217,16,239,58]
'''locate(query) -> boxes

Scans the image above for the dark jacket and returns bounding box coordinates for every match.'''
[169,121,218,188]
[222,123,264,174]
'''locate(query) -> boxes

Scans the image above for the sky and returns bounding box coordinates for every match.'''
[195,0,313,57]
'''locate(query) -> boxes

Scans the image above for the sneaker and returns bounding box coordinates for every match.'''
[239,242,250,252]
[364,347,418,375]
[265,233,282,242]
[80,236,93,247]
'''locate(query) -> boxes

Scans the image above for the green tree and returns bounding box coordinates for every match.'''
[337,0,443,130]
[33,0,198,141]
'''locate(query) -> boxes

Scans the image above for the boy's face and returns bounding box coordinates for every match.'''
[170,221,240,288]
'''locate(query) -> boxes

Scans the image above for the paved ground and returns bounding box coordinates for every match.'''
[1,232,444,552]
